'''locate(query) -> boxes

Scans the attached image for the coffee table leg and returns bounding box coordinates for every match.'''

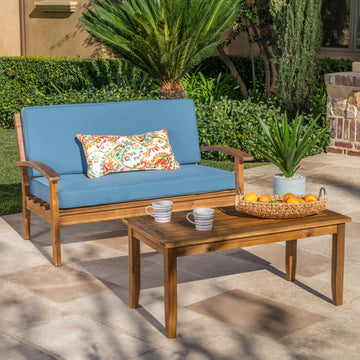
[128,228,140,308]
[285,239,297,281]
[164,248,177,338]
[332,224,345,306]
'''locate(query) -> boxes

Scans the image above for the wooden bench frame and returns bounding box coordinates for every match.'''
[14,113,253,266]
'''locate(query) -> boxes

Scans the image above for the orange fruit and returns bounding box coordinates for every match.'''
[298,199,306,203]
[284,193,295,201]
[243,192,258,202]
[258,194,271,203]
[305,194,318,202]
[286,197,300,204]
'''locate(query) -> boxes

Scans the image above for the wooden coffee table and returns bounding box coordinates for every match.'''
[123,207,351,338]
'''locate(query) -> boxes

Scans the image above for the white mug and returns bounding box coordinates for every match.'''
[145,200,173,223]
[186,208,215,231]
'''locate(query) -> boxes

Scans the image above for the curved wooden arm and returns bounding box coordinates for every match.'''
[15,161,61,182]
[200,146,253,162]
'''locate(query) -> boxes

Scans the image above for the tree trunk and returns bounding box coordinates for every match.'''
[249,18,275,99]
[158,81,186,99]
[217,45,248,99]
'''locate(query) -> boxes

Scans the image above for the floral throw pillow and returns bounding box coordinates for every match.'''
[76,129,180,179]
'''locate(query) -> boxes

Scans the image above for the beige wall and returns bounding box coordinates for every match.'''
[0,0,21,56]
[24,0,107,57]
[1,0,252,59]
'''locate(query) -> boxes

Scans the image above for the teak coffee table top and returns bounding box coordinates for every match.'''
[124,207,351,338]
[124,207,351,251]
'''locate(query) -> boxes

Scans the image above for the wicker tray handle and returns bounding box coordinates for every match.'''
[235,187,242,211]
[318,187,327,200]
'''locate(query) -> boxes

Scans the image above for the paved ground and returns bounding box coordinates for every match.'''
[1,153,359,360]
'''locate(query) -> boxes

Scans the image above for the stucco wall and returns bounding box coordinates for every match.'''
[24,0,107,57]
[0,0,21,56]
[1,0,252,59]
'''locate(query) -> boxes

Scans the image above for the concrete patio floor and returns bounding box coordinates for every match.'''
[1,153,360,359]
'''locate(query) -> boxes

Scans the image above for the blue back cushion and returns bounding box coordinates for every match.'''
[21,99,201,176]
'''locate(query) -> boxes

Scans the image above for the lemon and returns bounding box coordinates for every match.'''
[244,192,258,202]
[305,194,318,202]
[286,197,300,204]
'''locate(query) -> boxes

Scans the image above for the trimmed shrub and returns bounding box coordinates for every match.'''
[0,56,158,128]
[0,55,352,128]
[195,98,331,161]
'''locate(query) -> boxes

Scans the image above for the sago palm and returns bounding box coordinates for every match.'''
[80,0,241,99]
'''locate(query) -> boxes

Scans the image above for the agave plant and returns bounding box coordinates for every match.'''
[80,0,241,99]
[253,113,328,178]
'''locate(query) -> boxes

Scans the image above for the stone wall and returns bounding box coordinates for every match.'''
[325,71,360,156]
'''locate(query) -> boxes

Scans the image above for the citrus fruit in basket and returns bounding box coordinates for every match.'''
[244,192,258,202]
[305,194,318,202]
[286,197,300,204]
[258,194,271,203]
[284,193,295,201]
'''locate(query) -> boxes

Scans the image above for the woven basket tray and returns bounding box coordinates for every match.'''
[235,187,327,219]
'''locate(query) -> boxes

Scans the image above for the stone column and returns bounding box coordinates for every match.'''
[325,67,360,156]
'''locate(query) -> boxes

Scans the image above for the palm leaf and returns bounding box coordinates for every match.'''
[80,0,241,94]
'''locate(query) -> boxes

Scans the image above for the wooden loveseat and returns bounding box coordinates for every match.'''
[15,99,252,266]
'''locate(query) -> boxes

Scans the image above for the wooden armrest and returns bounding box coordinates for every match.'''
[15,161,61,182]
[200,146,253,162]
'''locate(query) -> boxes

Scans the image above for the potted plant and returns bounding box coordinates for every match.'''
[252,113,328,195]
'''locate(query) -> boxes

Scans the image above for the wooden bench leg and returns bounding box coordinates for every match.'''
[332,224,345,306]
[51,221,61,267]
[50,182,61,267]
[23,207,31,240]
[128,228,140,308]
[164,248,177,338]
[286,239,297,281]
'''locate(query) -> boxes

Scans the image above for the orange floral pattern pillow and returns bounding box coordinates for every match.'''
[76,129,180,178]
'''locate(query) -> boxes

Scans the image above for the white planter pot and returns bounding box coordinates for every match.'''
[273,174,306,195]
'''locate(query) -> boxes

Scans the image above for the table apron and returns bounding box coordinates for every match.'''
[133,229,165,254]
[175,224,338,257]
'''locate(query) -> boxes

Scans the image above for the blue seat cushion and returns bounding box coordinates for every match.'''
[29,165,235,209]
[21,99,201,177]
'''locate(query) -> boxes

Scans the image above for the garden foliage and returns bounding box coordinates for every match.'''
[0,56,157,128]
[80,0,241,99]
[270,0,323,117]
[0,55,348,156]
[251,113,329,177]
[195,98,330,161]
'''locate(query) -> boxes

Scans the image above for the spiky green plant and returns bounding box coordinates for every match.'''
[252,114,328,177]
[80,0,241,99]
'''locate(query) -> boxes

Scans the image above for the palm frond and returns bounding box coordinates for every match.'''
[80,0,241,89]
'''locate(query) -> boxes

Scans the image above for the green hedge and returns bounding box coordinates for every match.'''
[0,56,157,128]
[195,98,331,161]
[0,55,339,156]
[0,55,352,128]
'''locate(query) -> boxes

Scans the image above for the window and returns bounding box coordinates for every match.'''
[321,0,360,57]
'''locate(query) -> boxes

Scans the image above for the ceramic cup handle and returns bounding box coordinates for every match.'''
[186,212,195,224]
[145,206,155,217]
